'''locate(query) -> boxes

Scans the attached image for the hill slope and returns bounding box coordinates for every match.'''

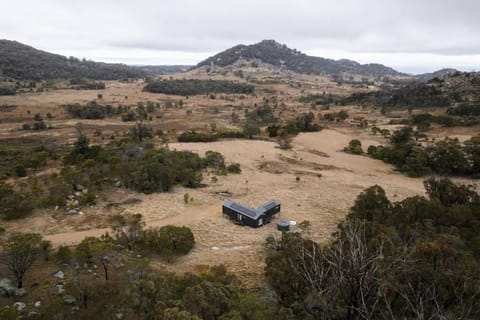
[0,40,146,80]
[344,71,480,109]
[414,68,459,83]
[195,40,403,77]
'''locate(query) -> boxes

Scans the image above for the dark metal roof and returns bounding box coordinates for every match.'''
[223,200,262,219]
[224,199,281,220]
[256,200,280,212]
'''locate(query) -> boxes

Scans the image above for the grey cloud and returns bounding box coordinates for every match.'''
[0,0,480,72]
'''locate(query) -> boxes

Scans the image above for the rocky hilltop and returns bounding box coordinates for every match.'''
[196,40,403,77]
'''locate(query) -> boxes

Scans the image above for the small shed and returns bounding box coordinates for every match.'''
[223,199,281,228]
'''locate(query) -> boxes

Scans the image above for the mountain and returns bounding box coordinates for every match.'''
[195,40,403,77]
[0,40,146,80]
[414,68,459,83]
[135,65,192,75]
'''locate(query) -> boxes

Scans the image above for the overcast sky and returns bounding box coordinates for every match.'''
[1,0,480,74]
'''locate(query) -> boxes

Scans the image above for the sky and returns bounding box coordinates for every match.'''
[1,0,480,74]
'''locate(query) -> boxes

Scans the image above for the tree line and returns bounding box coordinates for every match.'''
[367,126,480,177]
[143,79,254,96]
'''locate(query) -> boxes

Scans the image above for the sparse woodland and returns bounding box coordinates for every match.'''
[2,39,480,319]
[264,178,480,319]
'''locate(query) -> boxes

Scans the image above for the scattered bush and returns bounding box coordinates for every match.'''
[447,103,480,116]
[121,111,136,122]
[343,82,451,109]
[81,82,106,90]
[178,131,218,142]
[64,101,114,119]
[0,183,35,220]
[55,245,72,265]
[322,110,349,122]
[129,123,153,142]
[140,225,195,260]
[344,139,363,154]
[368,126,480,177]
[226,163,241,174]
[243,121,260,138]
[265,179,480,319]
[0,87,16,95]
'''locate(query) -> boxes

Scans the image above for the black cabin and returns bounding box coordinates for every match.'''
[223,200,281,228]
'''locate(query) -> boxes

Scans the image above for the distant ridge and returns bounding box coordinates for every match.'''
[414,68,460,83]
[0,39,146,80]
[136,65,192,75]
[195,40,403,77]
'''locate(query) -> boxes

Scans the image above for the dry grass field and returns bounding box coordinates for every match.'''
[1,71,478,289]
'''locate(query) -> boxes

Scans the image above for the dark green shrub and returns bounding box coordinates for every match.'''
[0,183,35,220]
[178,131,217,142]
[141,225,195,259]
[227,163,241,174]
[55,245,72,265]
[344,139,363,154]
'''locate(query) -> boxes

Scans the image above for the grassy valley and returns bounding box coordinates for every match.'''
[1,39,480,318]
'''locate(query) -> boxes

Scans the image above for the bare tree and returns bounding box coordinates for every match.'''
[290,220,386,319]
[91,241,115,281]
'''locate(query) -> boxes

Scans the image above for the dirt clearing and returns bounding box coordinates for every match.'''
[32,127,430,288]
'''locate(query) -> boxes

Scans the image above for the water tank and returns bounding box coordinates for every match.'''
[277,220,290,232]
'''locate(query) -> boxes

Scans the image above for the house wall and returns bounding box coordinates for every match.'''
[222,205,262,228]
[263,204,281,217]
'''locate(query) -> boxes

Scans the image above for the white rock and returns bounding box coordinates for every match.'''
[63,294,76,304]
[53,270,65,279]
[34,301,41,308]
[212,246,220,250]
[55,284,65,294]
[13,302,26,312]
[0,278,16,296]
